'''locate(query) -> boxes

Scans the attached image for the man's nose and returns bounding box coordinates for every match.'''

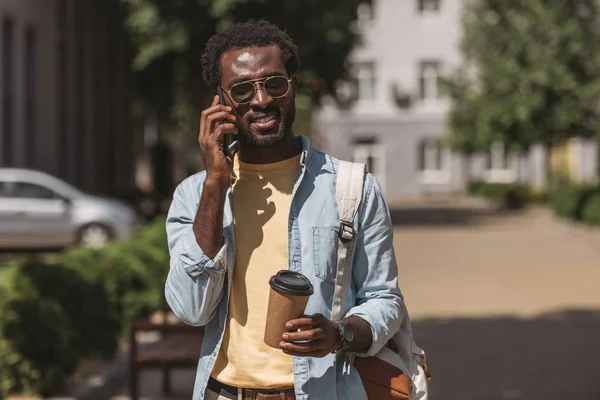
[249,84,271,109]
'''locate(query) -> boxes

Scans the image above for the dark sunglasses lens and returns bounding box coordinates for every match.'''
[264,76,289,98]
[230,82,255,103]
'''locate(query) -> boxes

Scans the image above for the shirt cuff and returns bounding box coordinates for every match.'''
[345,304,393,358]
[179,231,227,278]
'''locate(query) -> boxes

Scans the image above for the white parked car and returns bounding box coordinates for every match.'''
[0,168,140,249]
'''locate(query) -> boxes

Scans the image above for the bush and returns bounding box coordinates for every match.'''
[0,259,83,396]
[0,215,169,397]
[581,193,600,225]
[467,180,485,196]
[529,189,549,204]
[552,183,600,221]
[467,180,532,209]
[502,184,532,209]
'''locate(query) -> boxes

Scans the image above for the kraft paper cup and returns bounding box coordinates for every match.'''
[264,270,314,348]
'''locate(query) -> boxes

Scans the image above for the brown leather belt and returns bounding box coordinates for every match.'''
[208,377,296,400]
[243,388,296,400]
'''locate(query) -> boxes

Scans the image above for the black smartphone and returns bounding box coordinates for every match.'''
[217,87,239,157]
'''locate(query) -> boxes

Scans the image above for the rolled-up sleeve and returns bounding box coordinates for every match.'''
[165,177,227,327]
[344,174,405,357]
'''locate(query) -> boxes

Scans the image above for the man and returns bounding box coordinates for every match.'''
[166,20,407,400]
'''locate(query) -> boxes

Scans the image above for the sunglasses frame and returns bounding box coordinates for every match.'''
[220,75,293,105]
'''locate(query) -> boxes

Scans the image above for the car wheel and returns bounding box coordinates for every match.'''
[77,223,112,249]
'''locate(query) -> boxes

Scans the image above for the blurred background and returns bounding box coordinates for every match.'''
[1,0,600,399]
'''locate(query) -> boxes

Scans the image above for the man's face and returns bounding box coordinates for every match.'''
[220,45,296,149]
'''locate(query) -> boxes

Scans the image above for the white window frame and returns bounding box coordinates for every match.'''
[417,138,451,184]
[419,61,441,104]
[354,62,377,102]
[357,2,374,29]
[483,141,517,183]
[352,141,386,194]
[418,0,441,13]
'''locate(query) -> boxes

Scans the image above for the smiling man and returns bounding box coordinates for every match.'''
[165,20,408,400]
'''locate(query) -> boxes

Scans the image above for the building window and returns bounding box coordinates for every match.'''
[419,61,441,101]
[417,138,450,184]
[354,62,377,101]
[419,138,442,171]
[484,141,516,183]
[352,137,386,193]
[487,141,509,170]
[418,0,441,13]
[2,18,14,167]
[0,181,8,197]
[25,26,37,167]
[357,2,374,28]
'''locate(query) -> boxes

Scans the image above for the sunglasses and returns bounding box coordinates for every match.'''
[221,76,293,104]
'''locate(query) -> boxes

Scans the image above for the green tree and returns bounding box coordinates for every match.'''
[120,0,370,139]
[445,0,600,183]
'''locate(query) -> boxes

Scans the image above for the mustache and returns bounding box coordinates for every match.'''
[246,108,279,120]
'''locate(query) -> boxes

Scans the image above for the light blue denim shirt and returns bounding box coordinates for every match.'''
[165,135,406,400]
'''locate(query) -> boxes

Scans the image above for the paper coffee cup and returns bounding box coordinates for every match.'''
[264,270,314,348]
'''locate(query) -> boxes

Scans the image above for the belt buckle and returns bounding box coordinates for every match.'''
[247,387,282,400]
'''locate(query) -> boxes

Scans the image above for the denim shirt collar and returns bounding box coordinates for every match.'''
[297,134,314,172]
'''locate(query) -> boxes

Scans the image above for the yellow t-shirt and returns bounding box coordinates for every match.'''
[211,153,301,389]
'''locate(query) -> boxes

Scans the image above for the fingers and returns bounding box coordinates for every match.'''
[280,314,333,358]
[280,339,326,356]
[205,110,236,134]
[199,96,220,134]
[282,328,325,343]
[285,318,314,332]
[213,123,238,142]
[199,104,235,140]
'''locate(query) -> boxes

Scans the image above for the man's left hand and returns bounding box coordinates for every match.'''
[279,313,341,358]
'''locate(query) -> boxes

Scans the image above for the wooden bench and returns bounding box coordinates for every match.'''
[129,308,203,400]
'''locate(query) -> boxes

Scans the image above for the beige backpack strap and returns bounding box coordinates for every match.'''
[331,160,365,321]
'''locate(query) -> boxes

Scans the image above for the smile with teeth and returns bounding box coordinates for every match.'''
[250,113,278,130]
[254,116,274,123]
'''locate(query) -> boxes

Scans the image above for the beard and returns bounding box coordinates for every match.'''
[236,98,296,149]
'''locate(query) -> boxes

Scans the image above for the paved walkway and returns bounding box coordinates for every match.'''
[393,201,600,400]
[394,203,600,319]
[111,201,600,400]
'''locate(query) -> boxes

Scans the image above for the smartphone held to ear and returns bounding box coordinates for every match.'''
[217,87,240,157]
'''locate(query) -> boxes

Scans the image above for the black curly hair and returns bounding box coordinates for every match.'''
[201,20,300,90]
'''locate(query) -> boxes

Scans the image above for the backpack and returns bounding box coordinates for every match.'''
[331,160,430,400]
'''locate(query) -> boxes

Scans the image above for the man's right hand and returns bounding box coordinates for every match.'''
[198,95,238,184]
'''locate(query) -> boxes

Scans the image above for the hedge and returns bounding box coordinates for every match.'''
[580,192,600,225]
[467,181,533,209]
[551,183,600,221]
[0,215,169,397]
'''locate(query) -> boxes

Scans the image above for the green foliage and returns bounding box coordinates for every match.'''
[552,182,600,220]
[0,259,82,396]
[445,0,600,154]
[468,180,532,209]
[581,192,600,225]
[0,216,169,397]
[530,189,550,204]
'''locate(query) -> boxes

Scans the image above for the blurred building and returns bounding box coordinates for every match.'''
[313,0,598,199]
[0,0,134,198]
